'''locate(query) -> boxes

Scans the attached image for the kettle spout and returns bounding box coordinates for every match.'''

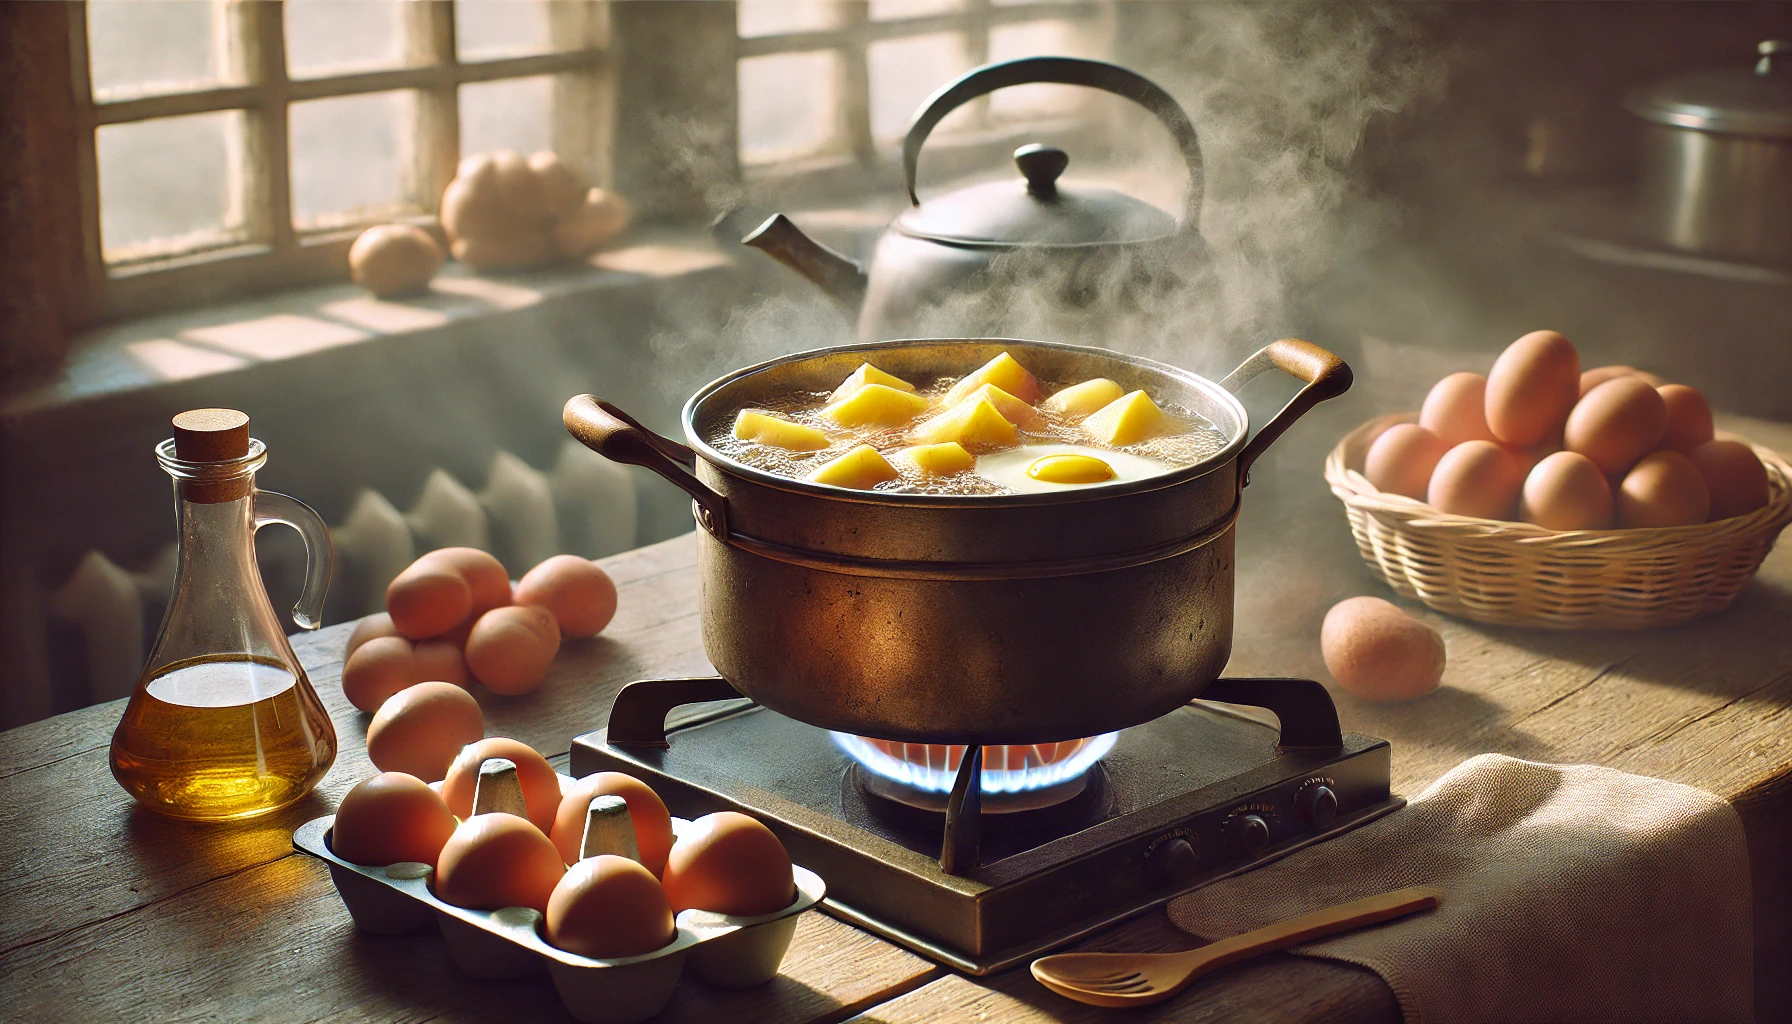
[742,214,868,313]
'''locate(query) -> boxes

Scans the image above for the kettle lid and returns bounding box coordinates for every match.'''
[1627,40,1792,137]
[893,144,1178,247]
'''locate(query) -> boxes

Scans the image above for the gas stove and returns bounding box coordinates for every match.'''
[571,676,1400,975]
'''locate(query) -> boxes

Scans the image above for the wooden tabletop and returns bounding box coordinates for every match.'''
[3,387,1788,1023]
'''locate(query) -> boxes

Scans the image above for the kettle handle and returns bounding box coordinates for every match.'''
[902,56,1204,229]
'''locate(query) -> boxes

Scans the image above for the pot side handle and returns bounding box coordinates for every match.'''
[902,56,1203,230]
[563,395,729,540]
[1220,339,1353,486]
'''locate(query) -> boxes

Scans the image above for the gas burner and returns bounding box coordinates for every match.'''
[834,732,1118,813]
[574,676,1401,974]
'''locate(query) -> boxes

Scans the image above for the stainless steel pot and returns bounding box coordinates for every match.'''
[1628,40,1792,264]
[564,338,1349,745]
[741,56,1208,342]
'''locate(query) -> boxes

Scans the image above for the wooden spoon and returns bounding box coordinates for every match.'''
[1031,885,1440,1007]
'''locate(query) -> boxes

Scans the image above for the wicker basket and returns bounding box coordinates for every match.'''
[1325,413,1792,630]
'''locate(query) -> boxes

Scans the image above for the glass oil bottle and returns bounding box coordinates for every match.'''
[110,409,337,820]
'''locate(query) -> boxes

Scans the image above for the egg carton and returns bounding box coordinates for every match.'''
[292,814,825,1024]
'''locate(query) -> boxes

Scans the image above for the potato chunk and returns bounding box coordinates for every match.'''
[829,363,916,403]
[1042,378,1124,421]
[958,383,1046,431]
[944,352,1041,406]
[1082,390,1181,446]
[823,383,929,429]
[908,396,1021,449]
[733,410,831,452]
[891,442,974,477]
[807,444,899,489]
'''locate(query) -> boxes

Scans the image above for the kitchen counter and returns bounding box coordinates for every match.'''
[3,391,1788,1022]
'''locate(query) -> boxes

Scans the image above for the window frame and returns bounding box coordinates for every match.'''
[735,0,1115,206]
[67,0,611,323]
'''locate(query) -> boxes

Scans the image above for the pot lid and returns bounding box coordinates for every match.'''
[1627,40,1792,137]
[893,144,1178,247]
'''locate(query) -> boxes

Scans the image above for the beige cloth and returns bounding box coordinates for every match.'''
[1168,755,1752,1024]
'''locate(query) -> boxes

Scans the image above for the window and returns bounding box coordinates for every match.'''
[736,0,1113,176]
[73,0,609,320]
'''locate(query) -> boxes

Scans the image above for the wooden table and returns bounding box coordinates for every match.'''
[3,391,1788,1023]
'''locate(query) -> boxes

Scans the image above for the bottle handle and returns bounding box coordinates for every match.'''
[254,490,334,630]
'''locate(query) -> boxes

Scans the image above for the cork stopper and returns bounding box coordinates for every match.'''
[172,409,250,462]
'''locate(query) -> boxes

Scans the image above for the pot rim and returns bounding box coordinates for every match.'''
[680,337,1250,508]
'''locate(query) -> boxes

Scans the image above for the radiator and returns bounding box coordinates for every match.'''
[43,440,636,712]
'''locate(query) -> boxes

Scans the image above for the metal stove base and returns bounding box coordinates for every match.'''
[571,676,1401,975]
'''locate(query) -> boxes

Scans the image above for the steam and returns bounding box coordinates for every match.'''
[651,4,1445,394]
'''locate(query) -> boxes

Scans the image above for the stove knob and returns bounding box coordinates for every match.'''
[1296,784,1338,829]
[1148,835,1200,885]
[1228,814,1270,858]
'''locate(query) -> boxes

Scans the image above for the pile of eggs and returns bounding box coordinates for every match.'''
[344,548,617,713]
[1367,331,1772,529]
[332,743,796,959]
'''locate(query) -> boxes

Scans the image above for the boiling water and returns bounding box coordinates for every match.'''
[110,656,335,820]
[709,376,1229,495]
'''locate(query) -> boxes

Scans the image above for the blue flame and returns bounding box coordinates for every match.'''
[832,732,1118,795]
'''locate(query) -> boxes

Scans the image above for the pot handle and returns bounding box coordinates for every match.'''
[1220,339,1353,486]
[563,395,730,541]
[902,56,1203,229]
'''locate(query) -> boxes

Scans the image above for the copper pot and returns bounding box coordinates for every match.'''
[564,338,1349,744]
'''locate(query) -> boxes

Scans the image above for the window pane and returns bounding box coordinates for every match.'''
[87,1,230,99]
[460,76,555,157]
[290,91,417,231]
[870,0,963,20]
[284,0,406,78]
[869,34,971,142]
[98,111,242,261]
[456,0,553,60]
[988,20,1101,121]
[738,0,841,38]
[739,52,842,164]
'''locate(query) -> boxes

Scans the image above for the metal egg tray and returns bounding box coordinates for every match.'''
[292,793,825,1024]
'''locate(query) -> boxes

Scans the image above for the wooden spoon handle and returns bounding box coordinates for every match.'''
[1187,885,1440,978]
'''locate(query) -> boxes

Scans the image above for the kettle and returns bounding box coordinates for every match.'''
[742,56,1209,342]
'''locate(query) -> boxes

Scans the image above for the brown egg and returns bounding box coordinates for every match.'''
[552,188,633,260]
[417,547,513,619]
[434,812,565,914]
[414,639,471,689]
[490,149,551,223]
[440,154,510,242]
[662,812,795,916]
[545,855,677,959]
[1657,385,1714,453]
[1689,440,1770,520]
[529,151,587,219]
[441,737,562,832]
[1363,424,1451,500]
[345,612,398,661]
[1616,451,1711,528]
[1485,330,1580,447]
[332,772,458,867]
[342,635,417,713]
[1419,372,1497,446]
[1427,440,1526,520]
[551,772,675,874]
[1580,365,1667,396]
[1564,377,1669,476]
[387,562,473,640]
[515,556,619,639]
[366,682,485,783]
[465,605,561,695]
[1319,596,1446,702]
[1520,451,1614,531]
[347,224,443,298]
